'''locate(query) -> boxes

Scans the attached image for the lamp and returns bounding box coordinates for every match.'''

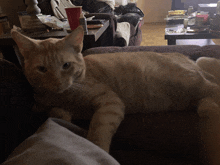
[19,0,47,31]
[25,0,41,15]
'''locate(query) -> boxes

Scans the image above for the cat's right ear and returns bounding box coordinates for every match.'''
[11,25,37,58]
[63,26,84,53]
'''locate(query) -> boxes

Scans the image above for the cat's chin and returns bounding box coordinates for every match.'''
[51,87,70,94]
[34,86,71,94]
[55,84,73,94]
[55,89,67,94]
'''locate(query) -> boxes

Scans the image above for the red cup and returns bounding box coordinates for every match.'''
[65,6,82,30]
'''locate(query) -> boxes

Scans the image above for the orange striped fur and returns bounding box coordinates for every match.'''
[11,26,220,163]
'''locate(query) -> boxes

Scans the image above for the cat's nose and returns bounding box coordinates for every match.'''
[49,86,64,93]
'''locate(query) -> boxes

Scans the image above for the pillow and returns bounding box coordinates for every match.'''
[2,118,120,165]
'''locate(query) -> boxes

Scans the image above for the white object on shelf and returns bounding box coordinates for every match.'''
[37,15,64,29]
[127,0,138,3]
[188,6,193,15]
[115,0,127,6]
[51,0,76,19]
[217,1,220,14]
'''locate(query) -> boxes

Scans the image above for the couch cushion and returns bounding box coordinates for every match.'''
[198,45,220,59]
[111,111,206,165]
[83,45,202,60]
[3,118,119,165]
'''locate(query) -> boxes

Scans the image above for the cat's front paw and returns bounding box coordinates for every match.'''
[49,107,72,122]
[87,133,110,153]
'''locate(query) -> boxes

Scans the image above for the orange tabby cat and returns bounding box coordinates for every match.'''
[11,26,220,164]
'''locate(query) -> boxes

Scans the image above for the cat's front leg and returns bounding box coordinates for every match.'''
[49,107,72,122]
[87,91,125,153]
[32,103,72,122]
[197,97,220,165]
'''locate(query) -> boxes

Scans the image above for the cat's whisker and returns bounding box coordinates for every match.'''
[71,82,85,89]
[72,84,83,89]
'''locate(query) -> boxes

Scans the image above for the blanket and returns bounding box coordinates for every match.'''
[2,118,120,165]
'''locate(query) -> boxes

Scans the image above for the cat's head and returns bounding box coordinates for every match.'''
[11,26,86,93]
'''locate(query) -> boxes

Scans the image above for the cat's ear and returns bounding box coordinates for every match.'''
[11,25,37,58]
[63,26,84,53]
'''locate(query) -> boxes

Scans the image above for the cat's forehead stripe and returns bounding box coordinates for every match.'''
[40,39,59,50]
[37,39,62,65]
[33,38,80,66]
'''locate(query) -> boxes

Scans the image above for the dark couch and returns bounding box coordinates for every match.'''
[2,44,220,164]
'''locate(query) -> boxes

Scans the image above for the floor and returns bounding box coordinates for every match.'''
[140,22,167,46]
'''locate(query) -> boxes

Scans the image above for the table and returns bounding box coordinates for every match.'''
[0,20,109,66]
[165,23,219,46]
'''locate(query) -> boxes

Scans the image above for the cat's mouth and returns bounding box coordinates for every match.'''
[35,84,71,94]
[75,69,84,78]
[54,88,66,94]
[74,69,85,82]
[75,71,82,80]
[55,84,72,94]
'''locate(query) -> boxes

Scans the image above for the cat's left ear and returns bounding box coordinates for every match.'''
[11,25,38,58]
[63,26,84,53]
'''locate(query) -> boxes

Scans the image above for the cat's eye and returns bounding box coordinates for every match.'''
[38,66,47,73]
[63,63,71,70]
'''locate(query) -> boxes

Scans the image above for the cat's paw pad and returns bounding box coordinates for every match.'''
[49,107,72,122]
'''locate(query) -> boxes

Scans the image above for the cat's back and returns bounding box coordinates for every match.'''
[83,51,200,84]
[83,51,207,91]
[83,52,214,112]
[84,51,192,67]
[84,51,170,75]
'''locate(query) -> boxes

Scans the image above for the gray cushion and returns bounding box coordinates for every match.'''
[83,45,203,60]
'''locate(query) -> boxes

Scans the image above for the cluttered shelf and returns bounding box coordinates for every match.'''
[164,3,220,45]
[165,24,219,38]
[165,10,212,34]
[0,20,109,67]
[0,20,109,46]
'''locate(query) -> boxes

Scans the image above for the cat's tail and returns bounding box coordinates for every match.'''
[196,57,220,85]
